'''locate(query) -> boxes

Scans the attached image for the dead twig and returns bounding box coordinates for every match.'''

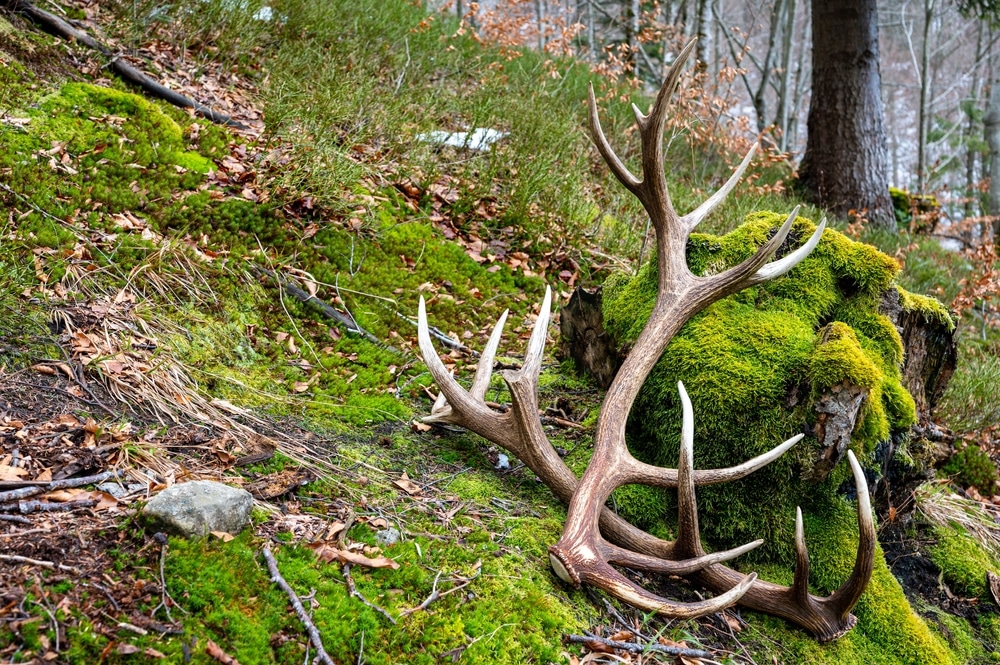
[150,532,186,623]
[343,564,396,625]
[262,545,337,665]
[566,633,714,659]
[399,570,442,618]
[399,560,481,618]
[0,553,81,574]
[0,498,98,514]
[0,514,32,524]
[250,264,400,355]
[0,470,119,503]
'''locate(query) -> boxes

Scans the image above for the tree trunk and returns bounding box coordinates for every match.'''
[777,0,797,151]
[798,0,894,227]
[916,0,935,193]
[986,59,1000,240]
[964,22,985,224]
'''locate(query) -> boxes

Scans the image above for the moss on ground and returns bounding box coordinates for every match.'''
[60,506,586,664]
[929,523,1000,599]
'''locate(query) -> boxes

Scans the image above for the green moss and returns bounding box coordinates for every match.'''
[61,518,582,664]
[929,523,1000,598]
[898,285,956,331]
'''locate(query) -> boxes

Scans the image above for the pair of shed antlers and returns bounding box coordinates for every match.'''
[416,39,874,642]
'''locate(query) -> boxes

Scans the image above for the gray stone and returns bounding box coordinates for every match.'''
[143,480,253,538]
[375,527,401,546]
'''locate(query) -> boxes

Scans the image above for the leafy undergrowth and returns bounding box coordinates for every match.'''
[1,0,999,664]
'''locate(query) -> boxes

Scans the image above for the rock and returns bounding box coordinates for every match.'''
[96,481,146,498]
[143,480,253,538]
[810,381,868,480]
[376,528,401,546]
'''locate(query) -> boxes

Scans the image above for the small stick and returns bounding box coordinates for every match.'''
[399,561,480,618]
[262,546,337,665]
[343,564,396,625]
[89,581,121,612]
[0,470,119,503]
[150,533,186,622]
[0,553,81,574]
[117,623,149,636]
[0,527,52,538]
[0,514,31,524]
[566,634,714,659]
[0,498,98,514]
[399,571,441,618]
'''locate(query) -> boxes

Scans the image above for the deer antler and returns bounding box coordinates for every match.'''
[417,37,874,641]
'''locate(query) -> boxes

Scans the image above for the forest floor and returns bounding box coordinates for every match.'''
[2,0,1000,664]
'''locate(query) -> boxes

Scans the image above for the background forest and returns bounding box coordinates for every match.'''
[0,0,999,664]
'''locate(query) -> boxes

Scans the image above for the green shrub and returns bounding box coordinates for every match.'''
[942,444,998,493]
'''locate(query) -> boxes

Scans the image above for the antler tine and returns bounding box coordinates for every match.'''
[469,309,509,400]
[518,286,552,380]
[824,450,876,615]
[587,83,641,195]
[627,417,804,489]
[792,507,811,606]
[749,216,827,285]
[680,144,758,233]
[705,204,797,295]
[430,370,451,417]
[418,296,491,423]
[550,547,758,618]
[601,538,762,574]
[675,381,701,553]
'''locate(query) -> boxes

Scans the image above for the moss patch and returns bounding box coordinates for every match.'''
[929,523,1000,599]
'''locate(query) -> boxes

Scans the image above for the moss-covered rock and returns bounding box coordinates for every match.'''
[601,212,917,560]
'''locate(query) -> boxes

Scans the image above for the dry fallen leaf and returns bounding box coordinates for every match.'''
[210,531,235,542]
[0,464,28,481]
[393,472,422,495]
[306,542,401,569]
[205,639,241,664]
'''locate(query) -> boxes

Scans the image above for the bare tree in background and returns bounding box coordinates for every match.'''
[799,0,894,226]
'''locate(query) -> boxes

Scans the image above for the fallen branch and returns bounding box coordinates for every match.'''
[395,311,474,356]
[250,264,401,355]
[0,470,119,503]
[0,553,81,574]
[399,560,480,618]
[566,634,714,659]
[0,514,32,524]
[262,545,337,665]
[343,564,396,625]
[3,0,246,128]
[0,498,98,514]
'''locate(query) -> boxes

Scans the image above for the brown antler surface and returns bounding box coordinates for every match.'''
[417,37,874,641]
